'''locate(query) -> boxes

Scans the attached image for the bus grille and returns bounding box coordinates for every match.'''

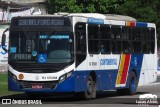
[18,81,58,89]
[10,63,62,73]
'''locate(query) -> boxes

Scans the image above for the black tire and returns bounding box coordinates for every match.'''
[84,76,96,99]
[75,76,97,100]
[117,72,137,95]
[127,72,137,95]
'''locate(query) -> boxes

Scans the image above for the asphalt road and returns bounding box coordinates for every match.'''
[1,77,160,107]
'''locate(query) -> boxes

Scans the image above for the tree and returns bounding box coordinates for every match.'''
[47,0,120,13]
[118,0,160,46]
[46,0,160,46]
[118,0,158,22]
[47,0,83,13]
[77,0,120,13]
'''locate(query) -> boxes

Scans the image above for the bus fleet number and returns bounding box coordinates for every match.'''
[89,62,97,66]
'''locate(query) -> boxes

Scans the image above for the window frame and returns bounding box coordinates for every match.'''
[111,25,122,54]
[99,25,111,54]
[88,24,100,54]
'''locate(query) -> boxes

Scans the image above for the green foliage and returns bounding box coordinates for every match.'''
[47,0,120,13]
[81,0,119,13]
[47,0,83,13]
[118,0,160,46]
[118,0,158,22]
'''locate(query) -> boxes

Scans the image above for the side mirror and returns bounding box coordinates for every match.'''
[2,33,6,46]
[1,28,9,52]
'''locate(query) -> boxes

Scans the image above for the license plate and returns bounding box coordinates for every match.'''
[32,84,43,89]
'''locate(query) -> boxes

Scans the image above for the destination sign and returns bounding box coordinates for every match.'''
[39,35,69,39]
[18,19,64,26]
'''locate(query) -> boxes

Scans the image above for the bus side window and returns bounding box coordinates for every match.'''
[100,25,111,54]
[122,27,132,53]
[75,22,87,67]
[151,28,155,54]
[88,24,100,54]
[142,28,150,53]
[111,26,121,54]
[131,27,142,53]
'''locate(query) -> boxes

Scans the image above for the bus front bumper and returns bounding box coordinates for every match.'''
[8,71,89,93]
[8,74,75,93]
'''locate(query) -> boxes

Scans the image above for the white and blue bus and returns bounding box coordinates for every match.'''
[1,13,157,99]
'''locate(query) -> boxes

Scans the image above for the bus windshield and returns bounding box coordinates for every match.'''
[9,31,74,64]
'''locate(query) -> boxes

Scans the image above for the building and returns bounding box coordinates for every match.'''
[0,0,47,72]
[0,0,47,16]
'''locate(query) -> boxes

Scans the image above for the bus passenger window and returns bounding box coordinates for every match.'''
[142,28,150,53]
[132,41,141,53]
[131,27,142,53]
[111,26,121,54]
[100,44,105,54]
[132,27,141,40]
[121,27,132,53]
[151,28,155,54]
[88,24,100,54]
[100,25,111,54]
[122,41,131,53]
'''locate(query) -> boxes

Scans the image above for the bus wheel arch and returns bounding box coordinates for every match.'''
[117,70,138,95]
[84,71,97,99]
[131,69,137,79]
[89,71,97,83]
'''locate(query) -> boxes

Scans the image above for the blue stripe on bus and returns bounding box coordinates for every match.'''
[136,22,147,27]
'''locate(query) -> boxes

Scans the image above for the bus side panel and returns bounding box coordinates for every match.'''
[74,70,118,92]
[96,70,109,90]
[93,70,118,91]
[138,54,157,86]
[54,75,75,92]
[104,70,118,90]
[74,71,90,92]
[125,54,143,88]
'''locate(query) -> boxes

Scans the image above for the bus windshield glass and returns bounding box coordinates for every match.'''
[9,31,74,63]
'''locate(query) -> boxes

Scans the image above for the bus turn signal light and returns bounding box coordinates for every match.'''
[18,74,24,80]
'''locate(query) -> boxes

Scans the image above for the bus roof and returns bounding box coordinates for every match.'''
[13,13,156,28]
[15,13,136,22]
[69,13,137,22]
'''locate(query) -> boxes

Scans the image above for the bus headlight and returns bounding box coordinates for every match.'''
[8,71,17,82]
[59,71,73,83]
[59,75,66,82]
[66,71,72,78]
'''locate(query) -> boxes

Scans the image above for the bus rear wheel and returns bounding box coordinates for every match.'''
[127,72,137,95]
[117,72,137,95]
[85,76,96,99]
